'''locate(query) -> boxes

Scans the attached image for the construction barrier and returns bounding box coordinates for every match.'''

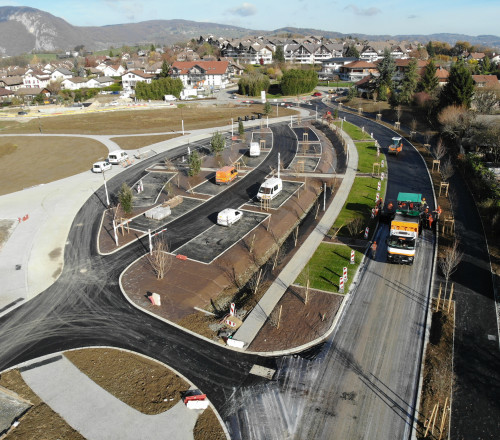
[376,193,380,202]
[343,267,348,281]
[184,394,207,404]
[381,160,385,168]
[364,227,369,239]
[377,181,381,191]
[176,254,187,260]
[230,303,236,316]
[350,250,355,264]
[225,318,237,327]
[339,276,344,293]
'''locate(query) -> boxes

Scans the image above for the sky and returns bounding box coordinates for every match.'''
[2,0,499,37]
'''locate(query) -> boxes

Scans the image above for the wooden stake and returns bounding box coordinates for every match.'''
[267,216,271,232]
[438,398,449,440]
[436,283,442,311]
[250,234,255,254]
[425,404,438,437]
[432,403,440,434]
[294,226,299,247]
[305,279,310,305]
[254,269,262,295]
[447,283,454,313]
[277,305,282,329]
[315,203,320,219]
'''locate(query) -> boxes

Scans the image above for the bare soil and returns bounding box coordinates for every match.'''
[417,302,454,440]
[0,137,108,195]
[0,219,16,250]
[248,287,343,352]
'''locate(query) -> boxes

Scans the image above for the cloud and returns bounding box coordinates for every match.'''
[344,4,381,16]
[227,2,257,17]
[103,0,143,22]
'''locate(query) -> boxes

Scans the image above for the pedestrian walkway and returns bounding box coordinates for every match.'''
[20,355,199,440]
[234,122,358,346]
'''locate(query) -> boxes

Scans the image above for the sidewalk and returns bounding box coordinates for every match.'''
[234,122,358,346]
[20,355,199,440]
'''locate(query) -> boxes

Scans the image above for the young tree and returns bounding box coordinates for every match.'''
[147,237,172,280]
[118,183,133,215]
[399,58,419,104]
[210,131,226,155]
[419,59,439,94]
[238,120,245,138]
[263,101,272,115]
[439,239,463,297]
[188,150,202,176]
[439,59,474,109]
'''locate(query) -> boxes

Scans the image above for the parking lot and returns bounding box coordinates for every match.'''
[174,209,269,264]
[132,172,175,207]
[246,180,304,209]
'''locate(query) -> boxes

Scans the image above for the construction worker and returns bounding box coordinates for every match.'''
[428,214,434,230]
[371,241,377,259]
[435,205,442,220]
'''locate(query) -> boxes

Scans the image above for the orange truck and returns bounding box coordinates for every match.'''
[215,166,238,185]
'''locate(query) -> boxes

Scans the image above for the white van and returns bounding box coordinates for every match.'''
[92,161,112,173]
[108,150,129,165]
[249,141,260,157]
[257,177,283,201]
[217,208,243,226]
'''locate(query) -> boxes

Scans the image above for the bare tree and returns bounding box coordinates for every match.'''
[439,239,463,298]
[440,157,455,181]
[424,130,432,146]
[438,105,476,154]
[434,137,446,161]
[147,237,173,280]
[346,217,363,237]
[396,105,402,123]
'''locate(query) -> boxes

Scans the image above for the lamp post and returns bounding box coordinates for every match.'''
[102,170,110,206]
[231,118,233,137]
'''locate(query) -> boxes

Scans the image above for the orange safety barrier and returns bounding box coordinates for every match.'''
[176,254,187,260]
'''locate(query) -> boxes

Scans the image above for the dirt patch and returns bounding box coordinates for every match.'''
[417,302,454,440]
[248,287,344,352]
[64,348,190,414]
[111,134,183,150]
[48,248,61,260]
[194,407,226,440]
[0,369,84,440]
[0,137,108,196]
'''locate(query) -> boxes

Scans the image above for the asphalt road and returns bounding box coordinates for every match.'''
[0,114,437,440]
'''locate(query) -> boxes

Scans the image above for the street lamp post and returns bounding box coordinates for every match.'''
[231,118,233,137]
[102,170,110,206]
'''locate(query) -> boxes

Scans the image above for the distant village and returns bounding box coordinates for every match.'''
[0,34,499,104]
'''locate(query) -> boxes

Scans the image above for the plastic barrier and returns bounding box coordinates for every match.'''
[176,254,187,260]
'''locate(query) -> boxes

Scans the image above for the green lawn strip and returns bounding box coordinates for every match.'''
[330,176,387,239]
[356,142,387,175]
[333,121,373,141]
[295,243,362,293]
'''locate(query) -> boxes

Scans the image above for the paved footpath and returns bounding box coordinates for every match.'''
[235,122,358,347]
[21,355,199,440]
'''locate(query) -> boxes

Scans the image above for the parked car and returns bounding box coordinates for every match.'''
[217,208,243,226]
[92,161,112,173]
[17,110,28,115]
[312,92,322,97]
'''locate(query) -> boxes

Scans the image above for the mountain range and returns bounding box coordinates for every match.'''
[0,6,498,57]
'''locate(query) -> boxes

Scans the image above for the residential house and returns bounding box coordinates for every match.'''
[467,52,486,61]
[50,68,73,82]
[22,70,51,89]
[393,59,428,81]
[95,76,116,88]
[15,87,49,102]
[170,61,230,88]
[96,63,125,77]
[61,77,91,90]
[320,57,358,79]
[340,60,378,82]
[121,70,155,90]
[0,76,24,90]
[0,87,15,102]
[435,66,449,86]
[472,75,499,87]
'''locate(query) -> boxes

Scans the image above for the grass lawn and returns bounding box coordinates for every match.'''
[356,141,386,174]
[318,81,353,88]
[334,120,373,141]
[331,176,387,238]
[0,105,298,135]
[295,243,362,293]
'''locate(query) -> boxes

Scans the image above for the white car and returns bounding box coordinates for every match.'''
[217,208,243,226]
[92,161,112,173]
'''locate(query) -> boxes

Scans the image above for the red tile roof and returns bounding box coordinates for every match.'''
[343,60,377,69]
[472,75,499,86]
[172,61,229,75]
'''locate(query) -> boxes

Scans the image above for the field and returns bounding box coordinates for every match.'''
[0,138,108,195]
